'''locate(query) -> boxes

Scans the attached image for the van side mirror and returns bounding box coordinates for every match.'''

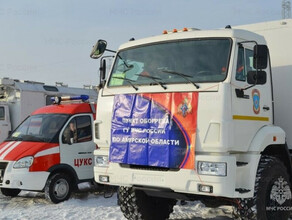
[90,40,107,59]
[253,45,268,69]
[247,71,267,85]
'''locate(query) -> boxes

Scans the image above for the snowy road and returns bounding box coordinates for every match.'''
[0,190,234,220]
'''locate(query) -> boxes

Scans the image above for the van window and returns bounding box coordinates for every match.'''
[0,107,4,120]
[27,117,43,135]
[76,116,92,143]
[62,116,92,144]
[43,85,58,92]
[7,114,69,143]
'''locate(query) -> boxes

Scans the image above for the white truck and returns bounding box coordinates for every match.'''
[91,19,292,219]
[0,77,98,143]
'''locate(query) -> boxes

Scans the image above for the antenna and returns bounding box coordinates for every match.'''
[282,0,291,19]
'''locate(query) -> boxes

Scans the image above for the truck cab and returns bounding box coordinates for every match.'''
[92,23,292,220]
[0,95,96,203]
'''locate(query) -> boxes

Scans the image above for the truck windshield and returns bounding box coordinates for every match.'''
[7,114,69,143]
[108,38,231,87]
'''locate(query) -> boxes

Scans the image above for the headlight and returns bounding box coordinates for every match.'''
[95,155,109,167]
[13,156,34,169]
[197,161,227,176]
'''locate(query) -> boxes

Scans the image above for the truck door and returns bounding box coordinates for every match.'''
[59,114,95,180]
[231,45,273,151]
[0,105,11,142]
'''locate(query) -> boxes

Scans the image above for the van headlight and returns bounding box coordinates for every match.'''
[197,161,227,176]
[95,155,109,167]
[13,156,34,169]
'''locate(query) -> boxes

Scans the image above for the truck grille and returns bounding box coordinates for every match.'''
[0,162,8,185]
[120,164,179,172]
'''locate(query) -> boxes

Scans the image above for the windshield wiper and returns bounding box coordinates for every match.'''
[123,64,134,72]
[161,70,200,89]
[117,54,132,69]
[5,136,23,141]
[135,74,167,90]
[112,76,138,91]
[21,135,47,142]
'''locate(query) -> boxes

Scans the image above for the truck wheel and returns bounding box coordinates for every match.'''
[118,186,176,220]
[237,156,291,220]
[0,188,21,197]
[45,173,72,204]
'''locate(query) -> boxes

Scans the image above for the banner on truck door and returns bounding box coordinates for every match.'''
[110,92,198,169]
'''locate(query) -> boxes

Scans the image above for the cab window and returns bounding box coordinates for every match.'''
[62,118,77,144]
[76,116,92,142]
[108,38,231,86]
[236,47,255,82]
[62,116,92,144]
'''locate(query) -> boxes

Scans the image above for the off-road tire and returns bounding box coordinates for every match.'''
[118,186,176,220]
[45,173,72,204]
[0,188,21,197]
[236,155,291,220]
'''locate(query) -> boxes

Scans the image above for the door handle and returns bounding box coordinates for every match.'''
[263,106,270,111]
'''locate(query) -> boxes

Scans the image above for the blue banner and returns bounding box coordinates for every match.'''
[110,93,198,169]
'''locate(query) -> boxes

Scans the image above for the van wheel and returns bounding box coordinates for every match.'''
[1,188,21,197]
[118,186,176,220]
[45,173,72,204]
[236,156,291,220]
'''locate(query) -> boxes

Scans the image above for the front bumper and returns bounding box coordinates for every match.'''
[94,150,255,198]
[0,161,49,191]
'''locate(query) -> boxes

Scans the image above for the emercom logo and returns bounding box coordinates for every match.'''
[270,176,291,205]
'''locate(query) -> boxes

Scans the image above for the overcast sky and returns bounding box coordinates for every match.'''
[0,0,283,88]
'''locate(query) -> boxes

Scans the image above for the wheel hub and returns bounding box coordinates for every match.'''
[54,179,69,199]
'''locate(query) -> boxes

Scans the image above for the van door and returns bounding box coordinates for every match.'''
[59,114,96,180]
[0,105,11,142]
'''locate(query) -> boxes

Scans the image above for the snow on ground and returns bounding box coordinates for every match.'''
[0,187,235,220]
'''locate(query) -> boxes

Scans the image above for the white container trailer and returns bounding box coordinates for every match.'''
[0,77,98,142]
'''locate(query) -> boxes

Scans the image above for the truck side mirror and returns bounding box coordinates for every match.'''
[90,40,107,59]
[253,45,268,69]
[247,71,267,85]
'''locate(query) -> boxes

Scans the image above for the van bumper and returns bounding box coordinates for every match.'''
[0,161,49,191]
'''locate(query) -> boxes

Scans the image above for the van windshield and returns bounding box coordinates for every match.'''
[7,114,69,143]
[108,38,231,87]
